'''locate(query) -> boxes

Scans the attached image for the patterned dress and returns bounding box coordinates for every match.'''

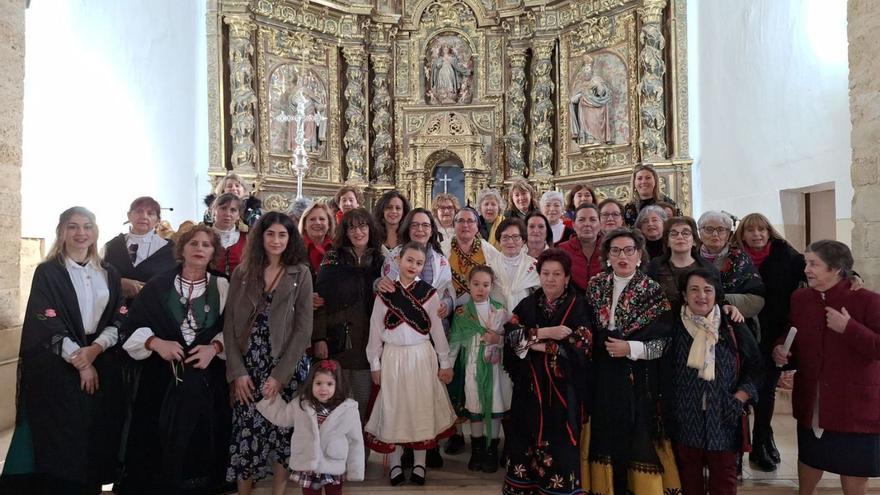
[227,294,307,481]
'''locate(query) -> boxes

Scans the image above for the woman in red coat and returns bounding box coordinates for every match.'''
[773,240,880,495]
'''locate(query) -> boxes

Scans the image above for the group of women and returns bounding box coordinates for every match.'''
[2,165,879,495]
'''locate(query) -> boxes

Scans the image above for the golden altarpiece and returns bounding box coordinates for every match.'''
[206,0,692,212]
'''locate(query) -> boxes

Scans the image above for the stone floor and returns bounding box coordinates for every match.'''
[1,395,878,494]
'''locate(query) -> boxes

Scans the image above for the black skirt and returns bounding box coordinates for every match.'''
[797,425,880,477]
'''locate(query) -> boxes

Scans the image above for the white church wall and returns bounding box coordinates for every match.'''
[688,0,852,246]
[21,0,209,245]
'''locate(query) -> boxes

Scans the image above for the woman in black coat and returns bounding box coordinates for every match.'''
[1,207,125,494]
[734,213,805,471]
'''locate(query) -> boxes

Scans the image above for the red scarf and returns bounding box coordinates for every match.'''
[744,243,771,269]
[305,235,332,274]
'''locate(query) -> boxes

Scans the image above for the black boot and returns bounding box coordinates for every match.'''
[468,436,486,471]
[482,438,500,473]
[766,431,781,464]
[445,433,465,455]
[749,443,777,472]
[426,446,444,468]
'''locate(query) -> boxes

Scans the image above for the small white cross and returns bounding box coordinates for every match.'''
[438,173,452,193]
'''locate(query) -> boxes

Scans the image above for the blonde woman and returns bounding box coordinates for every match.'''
[2,207,125,493]
[203,171,263,228]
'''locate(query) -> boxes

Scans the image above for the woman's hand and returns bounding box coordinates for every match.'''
[826,306,851,333]
[540,325,572,341]
[481,332,502,345]
[438,367,453,384]
[723,305,744,323]
[149,338,184,362]
[850,274,864,291]
[79,365,100,394]
[371,370,381,385]
[185,344,218,369]
[312,293,325,309]
[70,344,102,370]
[120,277,144,299]
[312,340,329,359]
[262,377,282,399]
[377,277,396,293]
[772,344,790,366]
[438,302,449,319]
[234,375,256,405]
[605,337,630,358]
[734,390,750,403]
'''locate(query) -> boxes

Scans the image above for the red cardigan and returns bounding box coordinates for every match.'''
[557,234,604,292]
[786,279,880,433]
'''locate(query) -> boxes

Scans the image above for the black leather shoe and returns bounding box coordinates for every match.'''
[749,444,777,472]
[444,434,465,455]
[767,435,781,464]
[426,447,444,468]
[389,465,406,486]
[401,448,414,469]
[410,465,426,485]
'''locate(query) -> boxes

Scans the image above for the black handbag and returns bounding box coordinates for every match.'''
[326,320,352,355]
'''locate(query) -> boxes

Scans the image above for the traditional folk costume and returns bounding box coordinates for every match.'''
[444,236,502,303]
[212,226,248,277]
[502,287,593,495]
[364,279,457,452]
[1,259,125,493]
[448,298,512,429]
[382,244,455,317]
[120,268,231,494]
[103,230,176,303]
[584,270,681,495]
[491,250,540,312]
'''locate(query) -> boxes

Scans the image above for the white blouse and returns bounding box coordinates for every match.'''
[214,226,240,249]
[123,274,229,360]
[126,230,168,266]
[60,257,118,362]
[366,279,451,372]
[550,221,565,244]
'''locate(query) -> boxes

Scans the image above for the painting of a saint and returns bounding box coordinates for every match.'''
[425,35,474,105]
[569,55,613,145]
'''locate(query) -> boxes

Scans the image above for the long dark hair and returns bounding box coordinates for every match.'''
[298,359,349,411]
[399,207,443,254]
[373,190,412,243]
[525,211,554,246]
[240,211,307,283]
[333,208,382,252]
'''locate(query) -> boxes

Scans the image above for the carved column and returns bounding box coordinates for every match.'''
[530,39,556,179]
[505,47,528,179]
[371,52,394,184]
[225,16,257,171]
[638,0,668,161]
[343,46,368,184]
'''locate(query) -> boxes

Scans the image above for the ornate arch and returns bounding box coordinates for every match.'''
[407,0,494,29]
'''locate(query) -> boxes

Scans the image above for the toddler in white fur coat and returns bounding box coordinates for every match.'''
[258,359,364,495]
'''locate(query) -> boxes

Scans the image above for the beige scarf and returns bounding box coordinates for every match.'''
[681,304,721,381]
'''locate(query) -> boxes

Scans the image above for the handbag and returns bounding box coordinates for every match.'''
[326,320,352,355]
[727,321,753,453]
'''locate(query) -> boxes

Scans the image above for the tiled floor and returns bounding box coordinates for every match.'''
[1,397,878,494]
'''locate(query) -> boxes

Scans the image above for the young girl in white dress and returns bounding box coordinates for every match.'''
[363,242,456,486]
[257,359,364,495]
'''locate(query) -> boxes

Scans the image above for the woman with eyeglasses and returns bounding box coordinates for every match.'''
[598,198,626,235]
[120,225,231,494]
[312,208,384,429]
[492,217,540,312]
[104,197,176,304]
[646,217,717,307]
[584,228,680,495]
[442,207,502,305]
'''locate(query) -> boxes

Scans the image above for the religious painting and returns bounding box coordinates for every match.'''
[268,64,329,156]
[424,33,474,105]
[568,52,630,146]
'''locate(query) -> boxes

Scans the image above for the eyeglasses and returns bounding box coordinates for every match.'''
[701,226,729,236]
[669,229,693,238]
[500,234,522,242]
[600,212,622,219]
[410,222,432,231]
[608,246,637,257]
[347,224,369,233]
[455,218,477,225]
